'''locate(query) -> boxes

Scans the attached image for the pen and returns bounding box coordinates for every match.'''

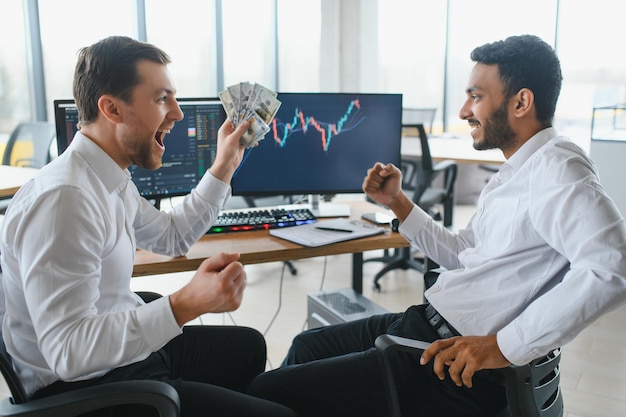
[315,226,353,233]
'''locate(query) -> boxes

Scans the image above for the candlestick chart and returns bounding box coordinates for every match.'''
[231,92,402,197]
[270,98,365,152]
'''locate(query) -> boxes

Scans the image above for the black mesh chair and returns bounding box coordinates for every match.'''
[0,291,180,416]
[376,269,563,417]
[0,328,180,417]
[364,123,458,291]
[375,334,563,417]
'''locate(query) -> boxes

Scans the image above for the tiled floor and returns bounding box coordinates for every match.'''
[2,204,625,416]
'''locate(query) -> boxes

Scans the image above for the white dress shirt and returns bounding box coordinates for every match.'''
[400,127,626,365]
[0,132,231,395]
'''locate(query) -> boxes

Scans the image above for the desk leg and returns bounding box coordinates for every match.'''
[352,252,363,294]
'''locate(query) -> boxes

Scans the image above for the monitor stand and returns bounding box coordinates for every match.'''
[305,194,351,218]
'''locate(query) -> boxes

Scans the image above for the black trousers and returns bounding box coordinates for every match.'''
[33,325,299,417]
[247,305,507,417]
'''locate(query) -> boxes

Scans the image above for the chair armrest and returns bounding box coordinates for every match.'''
[0,380,180,417]
[375,334,431,354]
[375,334,432,417]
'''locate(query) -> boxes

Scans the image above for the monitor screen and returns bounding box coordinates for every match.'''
[54,97,226,200]
[231,92,402,197]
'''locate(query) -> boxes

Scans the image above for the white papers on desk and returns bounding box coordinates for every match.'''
[269,218,385,247]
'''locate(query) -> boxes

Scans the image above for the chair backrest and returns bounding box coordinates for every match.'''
[497,349,564,417]
[2,122,56,168]
[402,108,437,135]
[402,124,457,222]
[0,330,29,404]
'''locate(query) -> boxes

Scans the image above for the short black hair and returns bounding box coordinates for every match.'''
[471,35,562,125]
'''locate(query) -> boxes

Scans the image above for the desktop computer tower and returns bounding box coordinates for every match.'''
[307,288,389,329]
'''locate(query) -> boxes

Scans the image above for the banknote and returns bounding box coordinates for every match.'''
[239,111,271,148]
[218,89,238,123]
[218,82,281,148]
[249,83,281,126]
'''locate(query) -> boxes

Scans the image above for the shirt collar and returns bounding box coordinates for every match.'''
[498,127,558,182]
[70,131,131,194]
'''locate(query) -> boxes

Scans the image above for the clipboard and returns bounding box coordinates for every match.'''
[269,218,385,247]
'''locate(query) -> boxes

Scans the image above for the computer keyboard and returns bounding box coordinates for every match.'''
[317,292,366,315]
[206,207,317,234]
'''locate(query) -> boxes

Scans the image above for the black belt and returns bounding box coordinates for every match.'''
[425,304,459,339]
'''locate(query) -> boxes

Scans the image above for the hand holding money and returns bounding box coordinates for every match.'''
[219,82,282,148]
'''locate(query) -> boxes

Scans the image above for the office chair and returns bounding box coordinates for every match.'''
[375,334,563,417]
[401,108,437,136]
[1,122,56,168]
[0,328,181,417]
[364,123,458,291]
[1,122,56,214]
[376,269,563,417]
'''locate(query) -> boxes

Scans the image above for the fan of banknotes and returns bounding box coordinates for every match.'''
[219,82,282,148]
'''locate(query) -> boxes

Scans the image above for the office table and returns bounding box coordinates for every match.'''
[0,166,39,198]
[402,136,506,165]
[134,200,410,293]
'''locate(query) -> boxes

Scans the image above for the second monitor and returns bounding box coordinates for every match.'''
[231,92,403,213]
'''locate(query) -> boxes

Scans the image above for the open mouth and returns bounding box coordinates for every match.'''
[155,129,170,148]
[468,120,480,135]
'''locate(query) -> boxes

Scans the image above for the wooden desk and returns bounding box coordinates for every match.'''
[134,200,409,293]
[0,166,39,198]
[402,136,505,165]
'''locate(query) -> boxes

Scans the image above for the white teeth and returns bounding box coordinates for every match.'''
[160,129,171,134]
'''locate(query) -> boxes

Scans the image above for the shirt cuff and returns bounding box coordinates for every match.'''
[135,296,182,350]
[195,171,231,207]
[398,205,430,237]
[497,323,538,366]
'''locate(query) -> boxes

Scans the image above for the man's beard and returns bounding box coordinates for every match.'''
[123,135,162,170]
[474,101,516,151]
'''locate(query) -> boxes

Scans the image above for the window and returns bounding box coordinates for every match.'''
[555,0,626,152]
[0,2,30,139]
[445,0,557,134]
[221,0,275,88]
[377,0,446,131]
[277,0,321,91]
[145,0,218,97]
[38,0,135,120]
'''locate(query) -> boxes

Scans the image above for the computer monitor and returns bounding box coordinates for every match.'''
[54,98,226,204]
[231,92,402,202]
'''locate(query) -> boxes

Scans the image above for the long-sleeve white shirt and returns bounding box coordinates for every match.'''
[0,132,231,396]
[400,127,626,366]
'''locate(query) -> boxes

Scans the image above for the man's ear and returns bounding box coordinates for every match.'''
[97,96,123,124]
[512,88,534,116]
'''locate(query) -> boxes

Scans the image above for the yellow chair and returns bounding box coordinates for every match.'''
[2,122,56,168]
